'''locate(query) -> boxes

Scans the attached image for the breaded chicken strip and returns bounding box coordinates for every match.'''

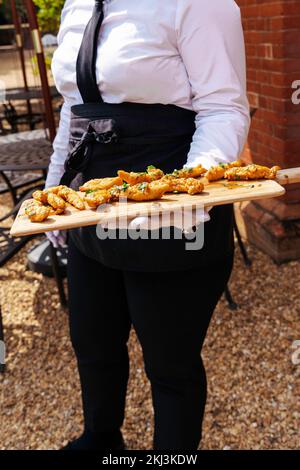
[79,177,122,192]
[206,160,245,182]
[47,206,65,216]
[118,165,164,185]
[25,200,51,222]
[84,190,112,208]
[225,164,281,181]
[161,176,204,195]
[171,164,206,179]
[110,180,169,202]
[46,185,86,210]
[56,186,86,210]
[32,190,66,212]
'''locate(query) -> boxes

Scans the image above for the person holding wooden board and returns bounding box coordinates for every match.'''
[45,0,250,450]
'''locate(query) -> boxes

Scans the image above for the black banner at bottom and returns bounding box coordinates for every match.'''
[0,450,299,466]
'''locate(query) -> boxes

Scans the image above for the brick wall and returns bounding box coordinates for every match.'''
[235,0,300,261]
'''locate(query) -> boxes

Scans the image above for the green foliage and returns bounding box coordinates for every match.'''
[33,0,65,33]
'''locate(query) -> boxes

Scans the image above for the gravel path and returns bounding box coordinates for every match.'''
[0,194,299,450]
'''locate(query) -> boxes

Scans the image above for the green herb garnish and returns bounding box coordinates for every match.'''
[182,165,193,173]
[146,165,156,172]
[138,182,148,192]
[115,183,129,192]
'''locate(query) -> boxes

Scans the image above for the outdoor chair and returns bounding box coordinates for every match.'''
[2,101,43,133]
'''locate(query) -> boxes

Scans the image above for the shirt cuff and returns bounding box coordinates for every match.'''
[184,154,224,171]
[45,162,65,188]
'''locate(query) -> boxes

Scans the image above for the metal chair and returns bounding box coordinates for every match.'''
[2,101,43,133]
[0,130,51,204]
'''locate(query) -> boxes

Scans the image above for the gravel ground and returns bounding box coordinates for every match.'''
[0,193,300,450]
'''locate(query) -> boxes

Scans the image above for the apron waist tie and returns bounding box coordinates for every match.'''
[61,120,119,186]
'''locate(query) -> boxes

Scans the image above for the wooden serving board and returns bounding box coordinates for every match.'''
[10,178,285,237]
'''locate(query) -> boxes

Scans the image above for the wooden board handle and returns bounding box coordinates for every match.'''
[276,168,300,185]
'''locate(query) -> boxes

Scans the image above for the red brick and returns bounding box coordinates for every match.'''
[235,1,300,262]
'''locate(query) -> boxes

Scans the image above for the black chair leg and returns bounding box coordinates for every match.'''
[224,285,238,311]
[0,170,18,205]
[0,307,5,373]
[49,244,67,308]
[233,213,252,267]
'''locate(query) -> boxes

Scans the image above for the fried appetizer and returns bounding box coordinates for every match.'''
[171,164,206,179]
[25,200,51,222]
[161,176,204,195]
[47,185,86,210]
[147,165,165,180]
[32,189,66,212]
[84,189,112,208]
[118,165,164,185]
[56,186,85,210]
[48,206,65,216]
[206,160,245,182]
[225,164,281,181]
[110,180,169,202]
[79,177,122,192]
[46,191,67,211]
[45,185,65,194]
[32,189,47,204]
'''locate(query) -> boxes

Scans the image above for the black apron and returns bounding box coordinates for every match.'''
[60,0,234,272]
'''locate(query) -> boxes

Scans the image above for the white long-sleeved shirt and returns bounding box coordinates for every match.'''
[46,0,250,187]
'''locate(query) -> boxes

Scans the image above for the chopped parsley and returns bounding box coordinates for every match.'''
[138,182,148,192]
[146,165,156,172]
[114,183,129,192]
[182,165,193,173]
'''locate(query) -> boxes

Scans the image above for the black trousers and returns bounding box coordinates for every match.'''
[67,237,234,450]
